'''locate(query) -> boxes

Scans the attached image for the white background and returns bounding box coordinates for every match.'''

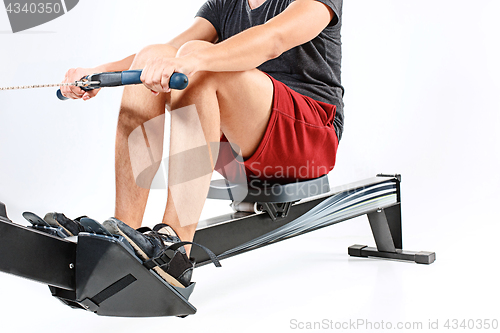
[0,0,499,332]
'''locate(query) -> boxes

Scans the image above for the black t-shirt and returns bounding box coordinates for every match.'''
[196,0,344,140]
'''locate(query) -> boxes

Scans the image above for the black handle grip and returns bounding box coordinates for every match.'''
[57,70,188,101]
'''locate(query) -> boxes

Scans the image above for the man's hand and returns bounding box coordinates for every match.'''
[140,56,199,95]
[60,67,102,101]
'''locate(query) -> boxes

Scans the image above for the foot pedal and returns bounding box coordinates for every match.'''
[2,204,198,317]
[23,211,70,238]
[79,218,113,236]
[49,234,197,317]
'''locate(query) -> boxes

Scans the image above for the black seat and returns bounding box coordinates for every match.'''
[207,175,330,203]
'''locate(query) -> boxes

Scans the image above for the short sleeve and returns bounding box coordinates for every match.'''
[313,0,342,27]
[196,0,223,40]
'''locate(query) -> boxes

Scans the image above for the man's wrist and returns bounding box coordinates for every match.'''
[190,51,208,73]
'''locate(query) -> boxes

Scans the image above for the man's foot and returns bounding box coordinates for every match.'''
[44,212,86,236]
[102,218,194,288]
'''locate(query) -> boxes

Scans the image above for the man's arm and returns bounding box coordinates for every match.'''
[141,0,336,92]
[167,17,219,49]
[193,0,335,72]
[61,17,217,99]
[97,17,218,73]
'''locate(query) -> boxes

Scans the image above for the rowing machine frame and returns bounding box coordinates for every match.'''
[0,174,435,317]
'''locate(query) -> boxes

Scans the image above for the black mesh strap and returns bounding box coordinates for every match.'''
[144,241,221,270]
[143,249,176,270]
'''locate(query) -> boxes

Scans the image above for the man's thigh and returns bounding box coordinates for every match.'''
[172,40,274,159]
[213,69,274,159]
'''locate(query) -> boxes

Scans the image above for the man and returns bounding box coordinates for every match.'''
[56,0,344,289]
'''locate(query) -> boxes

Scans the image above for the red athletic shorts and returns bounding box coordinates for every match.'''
[214,73,339,184]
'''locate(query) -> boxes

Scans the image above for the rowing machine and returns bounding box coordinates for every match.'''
[0,174,435,317]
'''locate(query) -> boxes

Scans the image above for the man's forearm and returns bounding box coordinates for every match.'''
[184,0,333,74]
[91,24,279,75]
[191,24,282,73]
[91,25,283,76]
[92,40,183,73]
[94,54,136,73]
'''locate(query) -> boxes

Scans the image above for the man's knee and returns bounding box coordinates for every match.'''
[132,44,178,68]
[176,40,214,58]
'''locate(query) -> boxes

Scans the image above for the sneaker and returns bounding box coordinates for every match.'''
[102,218,194,288]
[44,212,86,236]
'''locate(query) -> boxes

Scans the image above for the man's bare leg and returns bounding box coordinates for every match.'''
[161,41,274,255]
[115,44,177,229]
[115,41,274,256]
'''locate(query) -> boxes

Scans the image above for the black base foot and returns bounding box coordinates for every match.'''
[348,244,436,264]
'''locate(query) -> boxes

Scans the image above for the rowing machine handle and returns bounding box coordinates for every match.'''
[57,70,188,100]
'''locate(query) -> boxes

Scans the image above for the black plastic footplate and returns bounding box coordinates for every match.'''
[0,203,196,317]
[50,233,197,317]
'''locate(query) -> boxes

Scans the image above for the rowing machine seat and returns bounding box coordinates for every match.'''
[207,175,330,203]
